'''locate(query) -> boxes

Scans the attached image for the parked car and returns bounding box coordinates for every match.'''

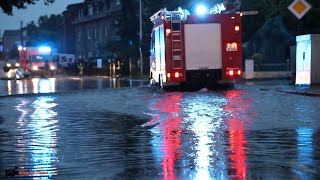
[3,59,20,72]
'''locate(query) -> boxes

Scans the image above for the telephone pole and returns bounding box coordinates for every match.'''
[20,21,23,46]
[139,0,143,76]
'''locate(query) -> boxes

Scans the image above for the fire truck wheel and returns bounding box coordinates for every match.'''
[50,71,56,77]
[158,75,163,88]
[3,66,10,73]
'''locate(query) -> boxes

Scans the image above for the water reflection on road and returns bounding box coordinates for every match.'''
[147,90,251,179]
[1,77,147,96]
[1,81,320,179]
[149,93,183,180]
[223,90,252,180]
[14,96,59,178]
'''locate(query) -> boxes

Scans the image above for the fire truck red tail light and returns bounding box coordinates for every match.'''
[166,29,171,36]
[175,72,179,78]
[167,73,171,78]
[235,25,240,32]
[237,70,241,75]
[228,70,234,76]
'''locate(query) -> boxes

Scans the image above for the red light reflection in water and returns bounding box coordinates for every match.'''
[151,93,183,180]
[224,90,253,180]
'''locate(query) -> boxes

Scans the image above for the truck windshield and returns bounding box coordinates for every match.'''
[31,55,51,62]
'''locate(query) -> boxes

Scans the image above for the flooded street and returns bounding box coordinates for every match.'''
[0,77,320,179]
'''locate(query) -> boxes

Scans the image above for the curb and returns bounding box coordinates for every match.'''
[276,89,320,97]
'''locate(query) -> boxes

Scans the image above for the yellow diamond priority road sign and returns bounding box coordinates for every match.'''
[288,0,311,19]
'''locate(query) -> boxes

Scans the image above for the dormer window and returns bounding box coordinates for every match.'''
[79,8,83,18]
[88,4,93,15]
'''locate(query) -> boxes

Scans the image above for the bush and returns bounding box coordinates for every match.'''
[251,53,263,71]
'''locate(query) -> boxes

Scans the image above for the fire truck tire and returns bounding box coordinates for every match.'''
[158,75,163,88]
[50,71,56,77]
[3,66,10,73]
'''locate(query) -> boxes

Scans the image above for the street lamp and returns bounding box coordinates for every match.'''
[139,0,143,77]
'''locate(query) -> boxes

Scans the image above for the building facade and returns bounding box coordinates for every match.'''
[61,3,83,54]
[72,0,123,61]
[2,29,28,53]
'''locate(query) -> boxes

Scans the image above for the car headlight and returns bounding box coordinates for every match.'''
[15,63,20,67]
[6,63,11,67]
[50,66,55,70]
[32,66,39,70]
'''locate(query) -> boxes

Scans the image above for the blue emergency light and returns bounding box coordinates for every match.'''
[38,46,51,53]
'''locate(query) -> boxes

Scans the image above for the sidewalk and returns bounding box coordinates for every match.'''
[276,85,320,97]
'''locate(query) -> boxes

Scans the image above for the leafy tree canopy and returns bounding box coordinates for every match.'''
[26,14,63,48]
[0,0,55,15]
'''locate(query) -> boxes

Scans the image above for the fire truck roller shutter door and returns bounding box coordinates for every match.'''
[184,23,222,70]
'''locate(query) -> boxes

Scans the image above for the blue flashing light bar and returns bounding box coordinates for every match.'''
[38,46,52,53]
[196,5,208,16]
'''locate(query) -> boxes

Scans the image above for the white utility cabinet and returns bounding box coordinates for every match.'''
[296,34,320,85]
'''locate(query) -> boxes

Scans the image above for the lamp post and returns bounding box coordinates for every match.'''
[139,0,143,76]
[20,21,23,46]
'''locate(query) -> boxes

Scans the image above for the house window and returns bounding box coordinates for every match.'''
[104,25,108,38]
[79,8,83,18]
[88,4,93,15]
[87,28,92,39]
[105,0,110,10]
[88,51,93,58]
[77,31,81,41]
[115,0,120,6]
[94,3,99,13]
[94,27,97,39]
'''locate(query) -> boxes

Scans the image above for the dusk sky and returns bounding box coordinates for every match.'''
[0,0,83,36]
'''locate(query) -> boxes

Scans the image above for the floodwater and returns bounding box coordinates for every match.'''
[0,78,320,179]
[0,76,147,96]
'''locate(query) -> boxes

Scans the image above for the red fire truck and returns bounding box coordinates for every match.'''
[149,4,242,90]
[18,46,57,77]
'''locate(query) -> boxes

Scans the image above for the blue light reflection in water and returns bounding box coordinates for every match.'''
[28,96,59,178]
[183,95,227,180]
[32,78,56,94]
[148,93,230,179]
[296,128,314,169]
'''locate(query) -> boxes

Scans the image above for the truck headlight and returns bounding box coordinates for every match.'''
[15,63,20,67]
[32,66,39,70]
[6,63,11,67]
[50,66,55,70]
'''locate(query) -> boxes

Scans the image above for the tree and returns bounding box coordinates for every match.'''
[0,0,55,15]
[26,14,64,49]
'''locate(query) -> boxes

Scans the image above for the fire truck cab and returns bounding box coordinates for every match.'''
[18,46,57,77]
[149,4,242,90]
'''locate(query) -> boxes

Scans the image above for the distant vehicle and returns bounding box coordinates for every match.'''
[52,53,75,68]
[18,46,57,77]
[149,3,242,90]
[3,59,20,73]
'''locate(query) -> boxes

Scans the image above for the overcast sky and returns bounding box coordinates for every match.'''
[0,0,83,36]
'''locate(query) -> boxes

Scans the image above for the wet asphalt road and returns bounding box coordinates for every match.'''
[0,76,319,179]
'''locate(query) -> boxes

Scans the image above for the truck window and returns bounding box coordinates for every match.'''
[172,23,181,31]
[150,31,155,53]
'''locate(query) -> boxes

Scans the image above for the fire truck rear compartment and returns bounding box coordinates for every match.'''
[184,23,222,71]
